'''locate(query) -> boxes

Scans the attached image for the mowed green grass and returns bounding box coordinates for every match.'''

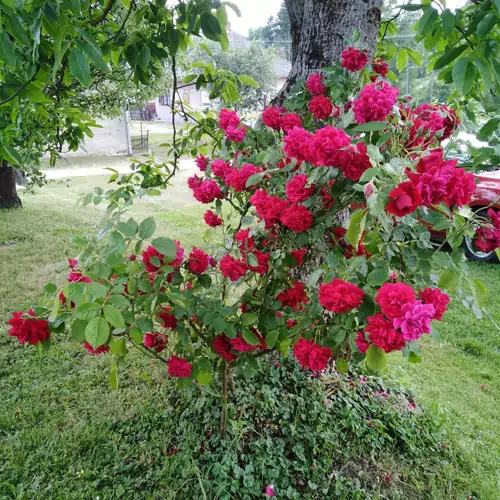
[0,178,499,498]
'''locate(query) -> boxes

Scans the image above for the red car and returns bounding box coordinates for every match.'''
[458,170,500,263]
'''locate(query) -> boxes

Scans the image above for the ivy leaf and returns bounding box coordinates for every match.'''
[69,48,91,87]
[85,317,110,349]
[452,57,476,95]
[366,344,387,372]
[346,210,367,250]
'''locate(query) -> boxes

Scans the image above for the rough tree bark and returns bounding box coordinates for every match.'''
[0,161,22,209]
[274,0,383,103]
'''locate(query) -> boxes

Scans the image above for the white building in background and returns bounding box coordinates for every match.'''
[150,26,291,124]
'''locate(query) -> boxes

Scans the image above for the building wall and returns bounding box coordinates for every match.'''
[74,115,131,156]
[154,85,208,122]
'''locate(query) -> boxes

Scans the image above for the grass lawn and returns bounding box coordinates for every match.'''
[1,179,499,498]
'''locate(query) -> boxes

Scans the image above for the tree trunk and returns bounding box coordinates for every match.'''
[275,0,383,103]
[0,161,22,209]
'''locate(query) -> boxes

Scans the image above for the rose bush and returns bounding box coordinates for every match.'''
[8,47,499,427]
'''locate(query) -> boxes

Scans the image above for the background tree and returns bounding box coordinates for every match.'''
[0,0,235,208]
[187,41,278,113]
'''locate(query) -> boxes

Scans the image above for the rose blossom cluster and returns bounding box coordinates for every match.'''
[282,125,372,181]
[386,149,476,217]
[474,208,500,252]
[341,47,369,71]
[353,80,400,123]
[356,282,449,354]
[218,108,247,142]
[262,105,303,132]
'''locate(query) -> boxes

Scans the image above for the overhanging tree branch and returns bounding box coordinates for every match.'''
[0,66,40,106]
[89,0,116,26]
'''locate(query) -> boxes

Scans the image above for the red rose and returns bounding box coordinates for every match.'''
[355,331,370,354]
[375,282,416,319]
[157,306,178,330]
[418,288,450,321]
[319,278,364,313]
[8,310,50,345]
[293,338,333,371]
[188,247,210,274]
[262,106,284,130]
[306,73,326,95]
[277,280,308,311]
[291,248,307,266]
[144,332,168,353]
[280,204,313,233]
[83,342,110,355]
[167,355,192,378]
[220,254,247,281]
[285,174,314,202]
[195,154,209,171]
[212,334,236,362]
[341,47,369,71]
[204,210,223,227]
[227,164,261,192]
[308,95,333,120]
[386,181,421,217]
[218,108,240,130]
[364,314,406,353]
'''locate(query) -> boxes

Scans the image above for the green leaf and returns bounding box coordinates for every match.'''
[72,319,87,342]
[308,269,325,287]
[109,363,118,390]
[138,45,151,70]
[104,305,125,328]
[88,283,108,299]
[197,370,213,385]
[408,351,422,363]
[5,15,30,46]
[476,13,497,38]
[239,74,259,88]
[44,283,57,294]
[359,168,378,183]
[67,0,81,15]
[245,172,265,187]
[346,210,367,250]
[399,3,424,11]
[75,302,101,320]
[110,337,128,357]
[85,317,110,349]
[223,1,241,16]
[69,48,91,87]
[473,57,493,90]
[116,219,138,237]
[478,118,500,141]
[452,57,476,95]
[198,274,212,289]
[129,327,144,344]
[352,122,388,132]
[265,330,279,349]
[406,47,423,66]
[0,141,23,166]
[0,32,16,67]
[200,12,223,42]
[468,278,487,308]
[151,237,177,259]
[136,317,153,333]
[432,45,467,70]
[75,40,109,74]
[279,338,292,358]
[367,267,389,287]
[242,329,261,346]
[417,7,438,36]
[241,313,258,326]
[396,48,409,72]
[441,9,455,36]
[49,293,60,323]
[366,344,387,372]
[138,217,156,239]
[438,269,459,292]
[336,358,349,373]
